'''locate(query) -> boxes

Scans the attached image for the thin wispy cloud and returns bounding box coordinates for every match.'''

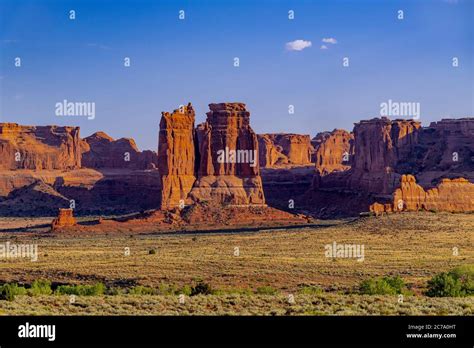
[322,38,337,44]
[320,45,328,50]
[1,39,18,44]
[285,39,312,51]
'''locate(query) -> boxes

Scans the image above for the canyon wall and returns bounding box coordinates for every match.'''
[313,129,353,175]
[0,123,81,170]
[258,134,313,167]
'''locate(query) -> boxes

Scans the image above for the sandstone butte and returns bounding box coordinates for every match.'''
[51,208,77,230]
[348,117,421,194]
[158,102,266,208]
[370,174,474,215]
[312,129,353,175]
[0,123,81,170]
[312,117,422,194]
[81,131,158,170]
[158,103,197,209]
[189,102,265,206]
[257,133,313,167]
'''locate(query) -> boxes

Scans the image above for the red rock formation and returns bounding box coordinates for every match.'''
[369,174,474,214]
[190,103,265,205]
[408,118,474,186]
[258,134,313,167]
[369,202,393,216]
[51,208,77,230]
[158,103,197,208]
[351,118,420,174]
[0,123,81,170]
[313,129,353,175]
[314,118,421,194]
[81,132,158,170]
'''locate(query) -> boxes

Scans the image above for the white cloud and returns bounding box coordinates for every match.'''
[320,45,328,50]
[285,39,312,51]
[322,38,338,44]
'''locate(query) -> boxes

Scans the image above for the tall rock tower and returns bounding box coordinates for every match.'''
[158,103,197,209]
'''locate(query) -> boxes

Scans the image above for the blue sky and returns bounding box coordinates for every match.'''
[0,0,472,150]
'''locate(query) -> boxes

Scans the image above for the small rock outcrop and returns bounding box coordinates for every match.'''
[51,208,77,230]
[158,103,197,208]
[258,134,313,167]
[0,123,81,170]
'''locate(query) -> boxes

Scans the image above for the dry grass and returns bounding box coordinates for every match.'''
[0,294,472,316]
[0,212,472,315]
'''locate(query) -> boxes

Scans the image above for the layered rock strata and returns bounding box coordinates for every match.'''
[258,134,313,167]
[370,174,474,215]
[158,103,197,208]
[189,103,265,205]
[51,208,77,230]
[0,123,81,170]
[81,132,158,170]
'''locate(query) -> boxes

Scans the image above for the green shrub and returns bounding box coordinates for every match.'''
[190,281,213,296]
[0,283,27,301]
[28,280,52,296]
[359,276,406,295]
[180,285,192,296]
[426,265,473,297]
[298,285,323,295]
[55,283,105,296]
[256,286,279,295]
[0,284,15,301]
[129,286,156,295]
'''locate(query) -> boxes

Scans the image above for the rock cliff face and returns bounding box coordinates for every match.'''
[313,118,422,194]
[347,118,421,193]
[81,132,157,170]
[258,134,313,167]
[313,129,353,175]
[51,208,77,230]
[370,174,474,214]
[404,118,474,186]
[0,123,81,170]
[190,103,265,205]
[158,103,197,208]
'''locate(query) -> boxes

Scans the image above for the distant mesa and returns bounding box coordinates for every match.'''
[81,131,158,170]
[313,129,353,175]
[258,133,313,168]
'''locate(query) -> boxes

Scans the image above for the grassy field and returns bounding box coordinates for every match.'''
[0,212,472,315]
